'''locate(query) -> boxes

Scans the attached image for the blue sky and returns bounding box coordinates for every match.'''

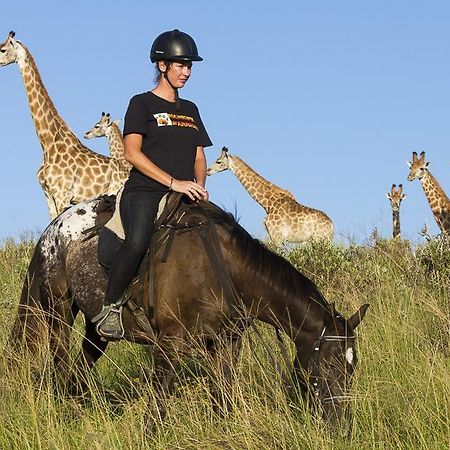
[0,1,449,243]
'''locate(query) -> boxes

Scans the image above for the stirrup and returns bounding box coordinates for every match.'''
[92,304,125,340]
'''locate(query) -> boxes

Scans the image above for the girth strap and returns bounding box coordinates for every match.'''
[197,213,241,314]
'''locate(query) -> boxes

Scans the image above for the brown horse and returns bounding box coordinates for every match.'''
[10,196,368,427]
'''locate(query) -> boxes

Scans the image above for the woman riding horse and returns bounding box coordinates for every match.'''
[12,195,368,427]
[93,29,212,339]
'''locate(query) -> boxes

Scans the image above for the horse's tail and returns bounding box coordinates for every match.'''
[9,245,50,353]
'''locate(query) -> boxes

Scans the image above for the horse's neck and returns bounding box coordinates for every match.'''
[227,241,328,345]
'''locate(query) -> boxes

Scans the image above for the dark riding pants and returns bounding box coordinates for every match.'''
[105,189,165,304]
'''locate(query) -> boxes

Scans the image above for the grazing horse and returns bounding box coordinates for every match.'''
[10,197,368,427]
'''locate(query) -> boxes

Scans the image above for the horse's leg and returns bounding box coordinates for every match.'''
[47,294,77,390]
[148,335,183,428]
[208,330,244,417]
[69,318,108,395]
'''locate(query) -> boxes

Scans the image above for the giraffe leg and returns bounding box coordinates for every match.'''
[53,190,75,217]
[38,165,59,220]
[264,215,283,246]
[40,183,59,220]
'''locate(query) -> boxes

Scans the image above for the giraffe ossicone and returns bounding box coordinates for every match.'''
[207,147,334,245]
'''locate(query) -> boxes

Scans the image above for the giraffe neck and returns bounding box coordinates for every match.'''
[16,43,78,152]
[229,156,275,211]
[392,209,400,238]
[420,171,450,233]
[106,123,126,163]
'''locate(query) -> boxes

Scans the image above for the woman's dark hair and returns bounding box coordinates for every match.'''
[154,61,173,84]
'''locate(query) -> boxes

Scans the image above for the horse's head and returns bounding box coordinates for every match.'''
[306,303,369,428]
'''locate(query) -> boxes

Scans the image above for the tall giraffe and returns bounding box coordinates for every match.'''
[407,151,450,233]
[207,147,334,244]
[0,31,117,218]
[84,112,131,194]
[386,184,406,239]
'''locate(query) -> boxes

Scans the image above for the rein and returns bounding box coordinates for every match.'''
[310,325,356,404]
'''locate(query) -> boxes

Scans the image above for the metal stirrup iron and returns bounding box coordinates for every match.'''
[93,304,125,340]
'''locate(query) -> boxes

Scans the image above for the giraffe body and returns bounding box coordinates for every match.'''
[207,147,334,244]
[407,151,450,233]
[84,112,131,194]
[386,184,405,239]
[0,32,119,218]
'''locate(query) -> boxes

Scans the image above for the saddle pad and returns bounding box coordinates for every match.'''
[104,187,168,240]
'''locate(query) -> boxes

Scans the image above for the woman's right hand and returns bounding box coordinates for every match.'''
[171,179,208,201]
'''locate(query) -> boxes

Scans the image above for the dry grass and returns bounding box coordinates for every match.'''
[0,235,449,449]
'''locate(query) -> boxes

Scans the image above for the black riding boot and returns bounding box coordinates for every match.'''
[92,294,127,340]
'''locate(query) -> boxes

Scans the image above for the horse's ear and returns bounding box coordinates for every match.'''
[348,304,369,329]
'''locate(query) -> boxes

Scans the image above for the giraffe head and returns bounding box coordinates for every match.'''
[407,151,429,181]
[84,112,119,139]
[386,184,406,212]
[0,31,20,66]
[206,146,230,176]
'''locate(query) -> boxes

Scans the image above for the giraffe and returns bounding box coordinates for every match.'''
[207,147,334,244]
[386,184,406,239]
[0,31,117,219]
[84,112,131,194]
[407,151,450,233]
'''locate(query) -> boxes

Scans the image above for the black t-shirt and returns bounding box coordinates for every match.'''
[122,91,212,192]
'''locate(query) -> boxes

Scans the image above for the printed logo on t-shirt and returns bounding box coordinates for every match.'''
[154,112,199,131]
[154,113,172,126]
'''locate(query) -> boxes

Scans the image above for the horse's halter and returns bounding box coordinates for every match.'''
[309,324,356,405]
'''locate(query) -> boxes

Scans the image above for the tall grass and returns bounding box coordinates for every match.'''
[0,235,449,449]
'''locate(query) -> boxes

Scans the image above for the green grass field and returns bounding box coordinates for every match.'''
[0,235,449,449]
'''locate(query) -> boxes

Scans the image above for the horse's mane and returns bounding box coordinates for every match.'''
[196,201,330,315]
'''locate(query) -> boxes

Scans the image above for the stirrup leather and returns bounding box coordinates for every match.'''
[92,304,125,340]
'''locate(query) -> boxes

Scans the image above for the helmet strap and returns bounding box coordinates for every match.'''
[162,65,181,112]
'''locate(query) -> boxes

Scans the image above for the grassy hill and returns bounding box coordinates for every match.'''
[0,235,449,449]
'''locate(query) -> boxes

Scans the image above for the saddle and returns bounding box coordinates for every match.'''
[85,189,188,341]
[85,192,240,342]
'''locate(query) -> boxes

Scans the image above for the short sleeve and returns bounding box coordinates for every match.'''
[194,106,213,148]
[123,95,148,136]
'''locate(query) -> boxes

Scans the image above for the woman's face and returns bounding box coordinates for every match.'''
[160,61,192,89]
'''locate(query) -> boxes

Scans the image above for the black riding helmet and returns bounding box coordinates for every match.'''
[150,29,202,111]
[150,29,203,63]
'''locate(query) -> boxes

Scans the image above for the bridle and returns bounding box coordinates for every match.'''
[310,325,356,405]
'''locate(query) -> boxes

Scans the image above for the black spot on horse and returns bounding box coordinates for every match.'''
[77,209,86,215]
